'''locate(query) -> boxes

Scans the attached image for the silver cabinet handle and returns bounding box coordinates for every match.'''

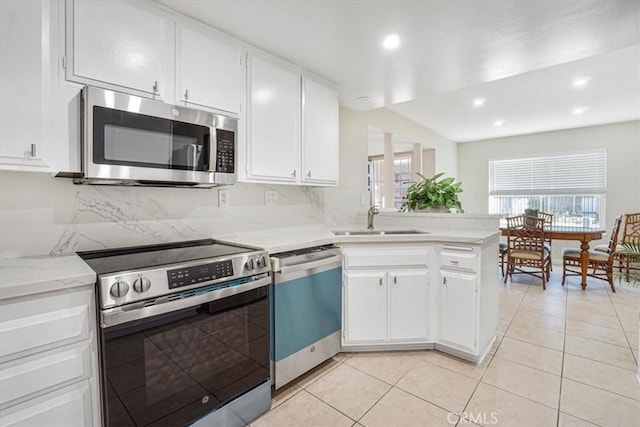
[378,278,383,286]
[184,89,189,101]
[153,80,159,94]
[443,277,447,285]
[307,171,312,178]
[29,143,36,158]
[291,170,297,178]
[393,276,397,284]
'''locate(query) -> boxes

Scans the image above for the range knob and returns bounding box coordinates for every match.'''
[244,258,255,271]
[110,280,130,298]
[256,256,267,269]
[133,276,151,293]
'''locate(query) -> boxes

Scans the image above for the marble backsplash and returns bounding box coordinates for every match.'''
[0,171,364,258]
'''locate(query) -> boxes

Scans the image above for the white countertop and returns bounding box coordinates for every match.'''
[218,225,500,254]
[0,224,499,299]
[0,255,96,300]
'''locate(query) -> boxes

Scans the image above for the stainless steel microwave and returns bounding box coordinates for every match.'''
[75,86,237,187]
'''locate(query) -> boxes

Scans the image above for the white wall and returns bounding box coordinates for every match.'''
[457,120,640,256]
[323,106,458,224]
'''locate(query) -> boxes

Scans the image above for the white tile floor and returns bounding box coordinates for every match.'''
[252,269,640,427]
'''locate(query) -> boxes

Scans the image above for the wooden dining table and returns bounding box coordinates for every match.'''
[501,226,605,289]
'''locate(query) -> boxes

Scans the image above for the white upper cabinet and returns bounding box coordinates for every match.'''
[0,0,54,171]
[243,53,340,186]
[68,0,174,99]
[302,77,339,185]
[246,53,300,182]
[176,22,243,115]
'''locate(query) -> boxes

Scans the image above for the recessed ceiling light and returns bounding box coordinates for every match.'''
[358,96,370,102]
[573,107,589,115]
[494,120,505,126]
[383,34,400,50]
[572,77,591,87]
[473,98,486,107]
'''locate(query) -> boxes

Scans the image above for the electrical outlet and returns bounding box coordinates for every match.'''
[265,190,278,206]
[218,189,230,208]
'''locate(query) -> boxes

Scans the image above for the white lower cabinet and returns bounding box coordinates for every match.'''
[343,271,387,343]
[341,244,431,348]
[0,381,93,427]
[388,270,430,342]
[340,239,498,361]
[0,286,100,427]
[434,242,498,361]
[438,270,477,352]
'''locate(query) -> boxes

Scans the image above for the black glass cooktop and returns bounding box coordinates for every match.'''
[78,239,253,275]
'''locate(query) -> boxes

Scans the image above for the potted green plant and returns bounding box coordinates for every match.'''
[402,172,464,213]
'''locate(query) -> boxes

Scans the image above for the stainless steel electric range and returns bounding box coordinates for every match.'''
[78,239,272,427]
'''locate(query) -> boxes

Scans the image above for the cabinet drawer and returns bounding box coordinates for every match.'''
[0,380,93,427]
[441,248,477,272]
[344,248,429,268]
[0,342,91,408]
[0,289,91,362]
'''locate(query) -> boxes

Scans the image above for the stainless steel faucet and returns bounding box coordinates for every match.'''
[367,206,379,230]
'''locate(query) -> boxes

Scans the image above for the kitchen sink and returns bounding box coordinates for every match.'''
[333,229,429,236]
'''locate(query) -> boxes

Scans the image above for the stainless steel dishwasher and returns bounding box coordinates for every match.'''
[270,245,342,389]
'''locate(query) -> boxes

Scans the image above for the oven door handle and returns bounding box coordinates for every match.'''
[100,275,270,328]
[277,254,342,275]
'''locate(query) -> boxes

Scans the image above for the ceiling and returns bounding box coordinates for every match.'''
[156,0,640,142]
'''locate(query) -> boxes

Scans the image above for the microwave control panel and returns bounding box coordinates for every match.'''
[215,129,235,173]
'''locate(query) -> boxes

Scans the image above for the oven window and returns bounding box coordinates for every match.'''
[93,106,210,171]
[101,287,269,426]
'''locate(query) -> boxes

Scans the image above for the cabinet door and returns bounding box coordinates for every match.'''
[301,77,339,186]
[246,53,300,182]
[0,0,51,170]
[388,269,429,342]
[0,381,93,427]
[343,271,386,343]
[177,22,243,114]
[70,0,173,98]
[438,270,477,352]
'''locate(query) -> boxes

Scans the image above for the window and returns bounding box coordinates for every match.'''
[369,152,412,210]
[488,150,606,228]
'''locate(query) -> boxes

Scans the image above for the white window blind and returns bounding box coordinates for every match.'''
[489,150,607,195]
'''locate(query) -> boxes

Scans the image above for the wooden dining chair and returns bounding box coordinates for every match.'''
[561,215,623,292]
[538,211,553,269]
[504,215,551,289]
[616,212,640,281]
[499,242,508,276]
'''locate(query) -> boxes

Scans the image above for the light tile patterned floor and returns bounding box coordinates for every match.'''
[252,271,640,427]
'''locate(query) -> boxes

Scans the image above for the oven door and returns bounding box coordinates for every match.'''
[83,86,237,186]
[99,278,270,427]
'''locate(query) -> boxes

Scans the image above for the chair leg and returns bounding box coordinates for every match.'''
[607,266,616,293]
[503,263,509,284]
[561,259,566,286]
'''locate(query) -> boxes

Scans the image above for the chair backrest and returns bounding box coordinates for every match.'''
[538,211,553,245]
[505,215,546,251]
[621,212,640,246]
[606,215,623,254]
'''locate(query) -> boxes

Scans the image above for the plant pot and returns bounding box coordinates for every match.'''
[414,206,451,213]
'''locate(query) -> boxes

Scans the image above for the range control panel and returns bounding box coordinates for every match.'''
[167,260,234,289]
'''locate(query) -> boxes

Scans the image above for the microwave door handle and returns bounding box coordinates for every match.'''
[208,127,217,173]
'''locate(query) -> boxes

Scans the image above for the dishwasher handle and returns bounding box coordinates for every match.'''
[277,254,342,275]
